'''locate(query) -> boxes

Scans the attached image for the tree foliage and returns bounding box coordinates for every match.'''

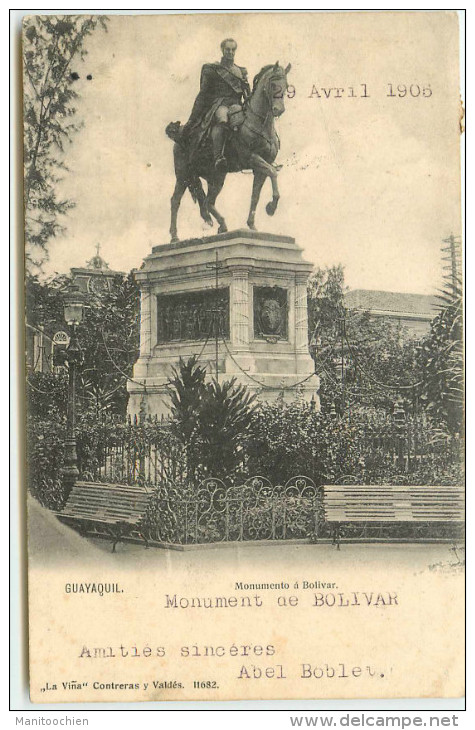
[167,356,207,445]
[419,279,463,435]
[78,274,140,415]
[23,15,108,270]
[26,272,140,416]
[168,357,257,480]
[246,400,461,488]
[199,378,257,477]
[307,264,346,347]
[307,265,422,414]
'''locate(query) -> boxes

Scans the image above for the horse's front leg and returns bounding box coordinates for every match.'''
[249,153,280,219]
[247,172,266,230]
[266,170,280,216]
[170,179,186,242]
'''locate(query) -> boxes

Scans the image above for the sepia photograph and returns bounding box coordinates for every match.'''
[19,10,464,706]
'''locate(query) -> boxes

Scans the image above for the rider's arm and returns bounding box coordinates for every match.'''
[185,65,214,124]
[241,67,251,104]
[199,64,215,95]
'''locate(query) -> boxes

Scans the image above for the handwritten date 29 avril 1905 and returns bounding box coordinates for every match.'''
[277,83,433,99]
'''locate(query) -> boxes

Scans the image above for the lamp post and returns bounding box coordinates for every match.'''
[61,285,85,496]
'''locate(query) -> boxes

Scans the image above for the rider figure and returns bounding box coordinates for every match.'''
[182,38,250,172]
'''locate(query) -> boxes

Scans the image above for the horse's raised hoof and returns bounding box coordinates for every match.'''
[218,224,228,234]
[199,203,213,227]
[266,201,277,216]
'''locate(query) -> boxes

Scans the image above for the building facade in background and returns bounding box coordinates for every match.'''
[344,289,438,339]
[26,247,125,374]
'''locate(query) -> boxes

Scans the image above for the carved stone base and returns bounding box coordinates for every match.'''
[128,229,319,418]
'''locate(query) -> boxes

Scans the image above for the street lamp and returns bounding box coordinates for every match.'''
[61,285,85,496]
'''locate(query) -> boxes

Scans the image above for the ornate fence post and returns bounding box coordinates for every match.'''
[138,394,146,483]
[393,399,406,472]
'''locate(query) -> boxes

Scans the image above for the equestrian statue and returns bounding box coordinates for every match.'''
[166,38,291,243]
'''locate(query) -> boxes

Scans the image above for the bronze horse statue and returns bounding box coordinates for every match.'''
[166,62,291,243]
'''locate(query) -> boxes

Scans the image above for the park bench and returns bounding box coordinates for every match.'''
[322,484,464,549]
[56,481,153,552]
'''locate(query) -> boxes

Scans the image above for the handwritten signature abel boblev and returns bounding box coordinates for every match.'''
[74,641,391,684]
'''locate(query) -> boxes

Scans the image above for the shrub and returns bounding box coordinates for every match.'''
[246,400,463,487]
[27,412,67,509]
[168,357,256,482]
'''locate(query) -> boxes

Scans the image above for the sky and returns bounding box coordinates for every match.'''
[40,11,462,294]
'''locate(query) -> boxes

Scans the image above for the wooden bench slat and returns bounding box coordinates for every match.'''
[67,498,149,510]
[323,485,463,493]
[62,508,146,517]
[68,493,149,502]
[56,482,154,548]
[63,505,143,519]
[326,511,464,522]
[324,494,456,498]
[68,485,150,493]
[326,500,463,512]
[66,503,148,513]
[66,498,147,507]
[75,480,149,490]
[60,504,146,515]
[60,514,141,525]
[67,493,149,501]
[322,485,464,538]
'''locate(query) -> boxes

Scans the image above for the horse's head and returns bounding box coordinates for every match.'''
[165,120,182,142]
[252,62,292,119]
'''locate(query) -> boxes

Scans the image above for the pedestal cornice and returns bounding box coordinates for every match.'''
[151,228,297,254]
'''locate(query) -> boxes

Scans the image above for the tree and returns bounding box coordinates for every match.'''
[23,15,108,270]
[307,265,423,414]
[419,279,463,435]
[168,356,207,441]
[198,378,257,477]
[167,357,257,480]
[307,264,346,347]
[26,272,140,417]
[78,274,140,415]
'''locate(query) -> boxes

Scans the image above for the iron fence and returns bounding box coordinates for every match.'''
[349,410,461,476]
[77,413,188,486]
[141,475,321,545]
[76,411,462,491]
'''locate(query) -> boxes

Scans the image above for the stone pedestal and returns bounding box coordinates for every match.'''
[128,229,319,417]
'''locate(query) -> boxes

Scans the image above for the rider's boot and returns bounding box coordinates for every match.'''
[211,123,227,172]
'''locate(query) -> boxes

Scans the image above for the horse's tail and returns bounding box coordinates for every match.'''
[165,121,182,142]
[187,177,200,204]
[167,123,199,204]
